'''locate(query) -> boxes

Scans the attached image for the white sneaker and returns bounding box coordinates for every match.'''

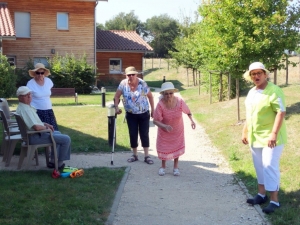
[158,168,165,176]
[173,168,180,176]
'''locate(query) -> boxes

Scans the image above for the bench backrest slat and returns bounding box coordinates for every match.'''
[51,88,75,96]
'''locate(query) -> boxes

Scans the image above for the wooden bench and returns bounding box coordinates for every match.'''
[51,88,78,104]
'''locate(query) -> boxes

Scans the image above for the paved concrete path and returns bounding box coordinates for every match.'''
[0,88,270,225]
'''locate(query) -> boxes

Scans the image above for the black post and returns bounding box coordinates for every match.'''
[163,76,166,83]
[107,104,116,146]
[101,87,106,108]
[108,116,116,146]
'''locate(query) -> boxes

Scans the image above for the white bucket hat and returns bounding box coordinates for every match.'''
[243,62,270,81]
[159,82,178,94]
[16,86,32,96]
[28,63,51,77]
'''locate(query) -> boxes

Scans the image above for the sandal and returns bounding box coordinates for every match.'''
[144,156,154,165]
[127,155,138,163]
[158,168,165,176]
[70,169,84,178]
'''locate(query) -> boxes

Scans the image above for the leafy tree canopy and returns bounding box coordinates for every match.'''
[171,0,300,77]
[145,14,180,57]
[103,11,147,36]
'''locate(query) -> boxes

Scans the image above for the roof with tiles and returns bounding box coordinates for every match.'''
[96,30,153,52]
[0,3,16,39]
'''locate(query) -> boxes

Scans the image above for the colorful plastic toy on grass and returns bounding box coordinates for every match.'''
[52,169,60,179]
[60,172,72,178]
[63,166,78,173]
[70,169,84,178]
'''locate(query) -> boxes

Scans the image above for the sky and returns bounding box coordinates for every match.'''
[96,0,201,24]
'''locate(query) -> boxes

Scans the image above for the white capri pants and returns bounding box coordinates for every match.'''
[250,145,284,191]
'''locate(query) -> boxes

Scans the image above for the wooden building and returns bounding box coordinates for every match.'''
[96,30,153,86]
[1,0,107,68]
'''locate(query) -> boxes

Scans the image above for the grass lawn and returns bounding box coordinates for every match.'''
[0,167,125,225]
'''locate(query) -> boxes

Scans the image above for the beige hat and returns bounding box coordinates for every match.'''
[16,86,32,96]
[160,82,178,94]
[125,66,139,75]
[28,63,51,77]
[243,62,270,81]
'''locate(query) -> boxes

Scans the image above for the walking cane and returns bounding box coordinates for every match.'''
[111,99,121,165]
[111,113,116,165]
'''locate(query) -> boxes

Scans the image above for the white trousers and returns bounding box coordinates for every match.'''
[250,145,284,191]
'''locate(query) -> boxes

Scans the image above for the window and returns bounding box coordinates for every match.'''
[7,56,16,66]
[109,59,122,74]
[34,57,49,67]
[15,12,30,38]
[57,13,69,30]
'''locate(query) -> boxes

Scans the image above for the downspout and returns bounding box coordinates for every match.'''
[94,0,99,78]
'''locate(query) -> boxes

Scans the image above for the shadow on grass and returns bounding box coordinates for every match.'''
[286,102,300,120]
[235,170,300,225]
[144,68,160,74]
[58,125,130,154]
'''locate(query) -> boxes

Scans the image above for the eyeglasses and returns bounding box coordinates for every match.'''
[127,74,136,77]
[250,71,264,77]
[35,71,45,75]
[164,92,174,96]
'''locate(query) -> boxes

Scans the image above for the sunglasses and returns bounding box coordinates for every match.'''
[35,71,45,75]
[164,92,174,96]
[127,74,136,77]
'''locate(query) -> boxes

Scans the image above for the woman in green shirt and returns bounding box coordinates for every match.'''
[242,62,287,214]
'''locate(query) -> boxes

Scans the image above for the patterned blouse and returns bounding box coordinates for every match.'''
[117,78,150,114]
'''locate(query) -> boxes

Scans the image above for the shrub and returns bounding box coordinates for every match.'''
[0,54,17,98]
[48,54,95,94]
[15,59,34,87]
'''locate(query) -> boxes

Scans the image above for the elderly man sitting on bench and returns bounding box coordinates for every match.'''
[16,86,71,169]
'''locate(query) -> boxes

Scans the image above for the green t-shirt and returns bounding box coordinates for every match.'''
[245,82,287,147]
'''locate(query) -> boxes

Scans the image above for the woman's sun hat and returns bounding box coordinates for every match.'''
[28,63,51,77]
[159,82,178,94]
[125,66,139,75]
[243,62,270,81]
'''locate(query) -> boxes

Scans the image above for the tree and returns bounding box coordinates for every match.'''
[0,54,16,98]
[96,23,106,30]
[145,14,180,57]
[196,0,300,120]
[104,11,146,35]
[197,0,300,74]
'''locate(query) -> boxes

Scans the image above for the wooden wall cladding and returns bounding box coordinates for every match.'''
[3,0,96,68]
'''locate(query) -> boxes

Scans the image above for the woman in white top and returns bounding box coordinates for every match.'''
[27,63,59,130]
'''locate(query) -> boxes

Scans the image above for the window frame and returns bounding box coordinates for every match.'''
[57,12,69,30]
[7,56,16,67]
[33,57,49,67]
[14,12,31,38]
[109,58,122,74]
